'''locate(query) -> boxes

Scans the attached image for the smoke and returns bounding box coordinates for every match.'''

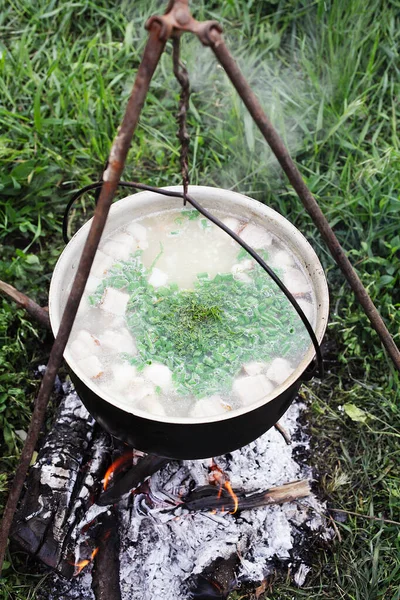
[115,3,318,201]
[182,34,315,195]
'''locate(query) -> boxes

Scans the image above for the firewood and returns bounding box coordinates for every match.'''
[11,392,112,577]
[91,510,122,600]
[179,479,310,513]
[0,279,50,329]
[190,554,239,599]
[97,455,171,506]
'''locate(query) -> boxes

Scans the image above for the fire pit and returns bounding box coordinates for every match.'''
[11,380,331,600]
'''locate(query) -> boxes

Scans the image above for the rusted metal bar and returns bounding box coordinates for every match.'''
[172,36,190,202]
[0,280,50,329]
[207,29,400,372]
[0,23,166,575]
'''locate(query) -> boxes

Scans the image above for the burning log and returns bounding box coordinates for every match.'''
[91,510,122,600]
[11,390,112,577]
[179,480,310,514]
[98,454,171,506]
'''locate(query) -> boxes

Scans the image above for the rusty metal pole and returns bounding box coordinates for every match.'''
[0,24,166,575]
[207,29,400,372]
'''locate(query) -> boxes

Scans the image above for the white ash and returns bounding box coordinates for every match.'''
[46,389,331,600]
[294,563,311,587]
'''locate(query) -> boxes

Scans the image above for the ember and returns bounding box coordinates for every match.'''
[208,459,238,513]
[72,547,99,576]
[103,451,133,491]
[224,482,239,515]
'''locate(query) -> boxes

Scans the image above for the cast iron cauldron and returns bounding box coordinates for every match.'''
[49,186,329,459]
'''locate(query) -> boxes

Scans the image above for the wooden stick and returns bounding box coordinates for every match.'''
[180,479,310,513]
[274,422,291,445]
[97,455,170,506]
[330,508,400,527]
[91,510,122,600]
[0,280,50,329]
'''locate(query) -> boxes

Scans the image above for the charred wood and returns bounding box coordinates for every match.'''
[180,480,310,513]
[11,391,112,577]
[91,510,122,600]
[190,554,239,599]
[97,454,171,506]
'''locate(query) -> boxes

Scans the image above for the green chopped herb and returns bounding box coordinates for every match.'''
[91,254,309,398]
[181,209,200,220]
[150,242,164,270]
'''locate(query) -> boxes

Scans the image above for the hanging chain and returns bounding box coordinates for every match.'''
[172,36,190,205]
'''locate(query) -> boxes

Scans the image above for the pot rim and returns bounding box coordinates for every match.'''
[49,185,329,424]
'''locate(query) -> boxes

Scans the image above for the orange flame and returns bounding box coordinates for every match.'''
[73,547,99,575]
[208,460,239,515]
[103,451,133,490]
[224,481,239,515]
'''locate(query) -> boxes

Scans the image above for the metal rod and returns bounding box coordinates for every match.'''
[208,29,400,372]
[172,36,190,203]
[0,24,166,575]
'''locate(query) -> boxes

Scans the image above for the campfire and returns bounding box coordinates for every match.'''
[11,378,331,599]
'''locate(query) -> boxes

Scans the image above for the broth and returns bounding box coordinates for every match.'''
[67,208,316,419]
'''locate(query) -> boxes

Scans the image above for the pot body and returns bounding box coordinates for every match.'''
[50,185,329,459]
[71,370,300,459]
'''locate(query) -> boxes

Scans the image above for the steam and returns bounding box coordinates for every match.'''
[182,35,315,193]
[116,5,317,200]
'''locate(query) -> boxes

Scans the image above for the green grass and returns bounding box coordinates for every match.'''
[0,0,399,598]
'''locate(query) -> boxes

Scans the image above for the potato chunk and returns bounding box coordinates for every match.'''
[143,363,172,390]
[100,328,137,355]
[80,355,104,379]
[90,250,114,278]
[239,223,273,249]
[110,363,138,392]
[221,217,241,234]
[232,374,274,406]
[70,330,101,360]
[101,240,132,261]
[126,222,148,250]
[266,358,294,385]
[242,361,266,376]
[283,268,310,295]
[138,395,167,417]
[190,395,231,418]
[148,267,168,288]
[100,288,129,316]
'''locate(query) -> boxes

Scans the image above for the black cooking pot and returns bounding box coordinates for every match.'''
[49,186,329,459]
[71,371,300,459]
